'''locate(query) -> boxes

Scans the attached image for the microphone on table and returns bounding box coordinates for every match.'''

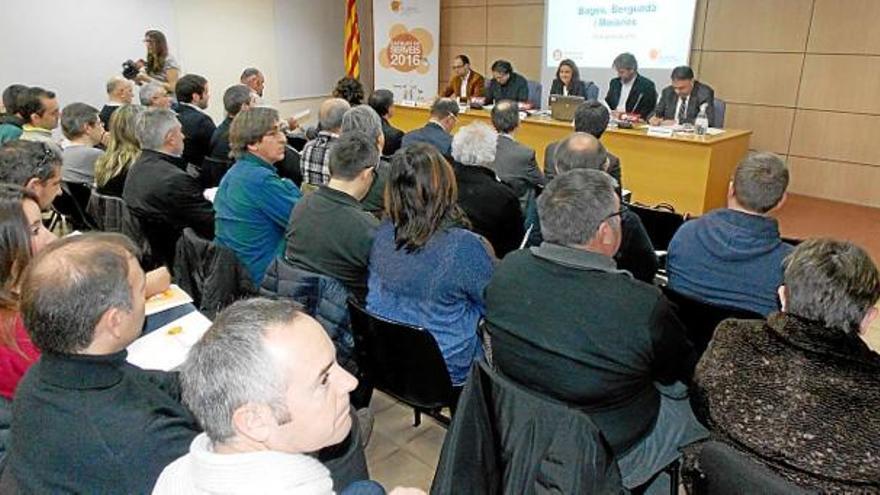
[630,93,643,115]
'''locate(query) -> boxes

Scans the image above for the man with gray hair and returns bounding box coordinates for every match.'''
[489,100,544,209]
[401,97,459,156]
[605,52,657,119]
[153,298,420,495]
[667,151,792,316]
[451,121,523,258]
[550,132,658,283]
[100,76,134,128]
[340,104,387,213]
[60,102,106,185]
[139,81,173,109]
[240,67,265,97]
[544,100,622,184]
[485,169,704,492]
[301,98,351,186]
[123,107,215,268]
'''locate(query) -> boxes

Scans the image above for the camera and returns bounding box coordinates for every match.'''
[122,60,139,80]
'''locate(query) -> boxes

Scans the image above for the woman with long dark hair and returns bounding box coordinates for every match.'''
[550,59,599,101]
[135,29,180,95]
[0,184,56,399]
[366,143,494,387]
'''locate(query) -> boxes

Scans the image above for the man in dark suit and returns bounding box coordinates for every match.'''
[649,66,716,127]
[489,100,544,209]
[544,100,622,185]
[367,89,404,157]
[209,84,256,161]
[401,97,458,156]
[605,53,658,120]
[175,74,216,168]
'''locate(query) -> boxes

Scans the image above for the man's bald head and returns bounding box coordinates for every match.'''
[319,98,351,132]
[554,132,609,174]
[21,233,143,354]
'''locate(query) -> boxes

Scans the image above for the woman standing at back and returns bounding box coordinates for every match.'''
[135,30,181,96]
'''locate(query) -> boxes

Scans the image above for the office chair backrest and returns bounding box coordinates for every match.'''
[693,441,815,494]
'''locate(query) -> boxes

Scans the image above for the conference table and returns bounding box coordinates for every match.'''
[389,105,752,215]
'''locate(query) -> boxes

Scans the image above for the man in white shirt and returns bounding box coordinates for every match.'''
[441,55,485,100]
[649,66,716,127]
[605,53,658,120]
[154,298,423,495]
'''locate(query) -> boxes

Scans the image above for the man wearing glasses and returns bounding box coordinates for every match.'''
[441,55,485,101]
[483,168,706,493]
[400,98,459,157]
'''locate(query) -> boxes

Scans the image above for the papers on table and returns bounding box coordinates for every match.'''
[145,284,194,316]
[127,311,212,371]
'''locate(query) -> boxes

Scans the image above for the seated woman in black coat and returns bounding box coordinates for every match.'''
[549,59,599,101]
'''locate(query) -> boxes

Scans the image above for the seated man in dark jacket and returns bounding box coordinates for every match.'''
[9,233,200,494]
[544,100,622,185]
[401,97,458,157]
[175,74,216,168]
[123,108,215,268]
[451,121,524,258]
[285,131,379,302]
[367,89,404,157]
[485,169,706,492]
[550,133,657,282]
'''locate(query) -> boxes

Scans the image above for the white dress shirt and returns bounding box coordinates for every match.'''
[674,95,690,124]
[460,70,470,98]
[616,78,635,112]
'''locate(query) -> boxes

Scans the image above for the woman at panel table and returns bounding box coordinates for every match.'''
[0,184,172,400]
[549,59,599,101]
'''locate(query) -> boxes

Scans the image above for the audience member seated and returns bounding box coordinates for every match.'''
[124,108,214,268]
[367,143,493,387]
[605,52,658,120]
[549,59,599,100]
[484,169,706,491]
[332,76,365,106]
[484,60,529,105]
[301,98,350,186]
[214,107,301,285]
[60,102,105,186]
[209,84,257,161]
[489,100,544,208]
[0,140,62,209]
[692,239,880,493]
[339,105,387,214]
[367,89,404,157]
[239,67,265,98]
[154,298,419,495]
[140,81,174,109]
[0,84,28,145]
[135,29,180,95]
[176,74,216,167]
[18,86,60,146]
[0,185,56,401]
[100,76,134,129]
[667,152,791,316]
[649,65,716,127]
[286,132,379,302]
[544,100,622,184]
[553,133,658,282]
[441,54,485,100]
[400,97,458,157]
[9,233,200,493]
[94,104,145,197]
[450,122,524,258]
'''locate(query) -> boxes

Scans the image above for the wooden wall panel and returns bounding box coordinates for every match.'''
[699,52,803,106]
[442,0,486,7]
[691,0,708,50]
[787,157,880,208]
[724,104,795,155]
[487,5,544,46]
[440,6,487,46]
[703,0,813,52]
[808,0,880,54]
[798,55,880,113]
[484,46,542,80]
[789,110,880,166]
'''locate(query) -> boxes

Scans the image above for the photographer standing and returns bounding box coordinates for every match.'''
[134,30,180,97]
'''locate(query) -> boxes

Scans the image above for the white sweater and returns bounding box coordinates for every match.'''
[152,433,335,494]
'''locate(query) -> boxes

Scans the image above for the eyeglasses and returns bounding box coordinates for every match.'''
[451,64,464,70]
[600,204,628,223]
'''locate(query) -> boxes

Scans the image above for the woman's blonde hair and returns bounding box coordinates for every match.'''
[95,104,144,187]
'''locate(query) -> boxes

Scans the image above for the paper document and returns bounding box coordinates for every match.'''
[145,284,194,316]
[127,311,212,371]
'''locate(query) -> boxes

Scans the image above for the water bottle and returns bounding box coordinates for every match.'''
[695,104,709,136]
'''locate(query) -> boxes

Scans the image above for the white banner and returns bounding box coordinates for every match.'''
[373,0,440,104]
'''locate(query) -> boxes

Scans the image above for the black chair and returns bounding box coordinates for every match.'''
[347,298,458,427]
[690,441,815,494]
[627,202,688,252]
[661,286,763,357]
[51,182,97,231]
[200,156,233,189]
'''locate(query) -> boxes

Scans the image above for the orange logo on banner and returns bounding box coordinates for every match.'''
[391,0,402,12]
[379,24,433,74]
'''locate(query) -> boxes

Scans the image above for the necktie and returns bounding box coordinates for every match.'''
[677,96,687,123]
